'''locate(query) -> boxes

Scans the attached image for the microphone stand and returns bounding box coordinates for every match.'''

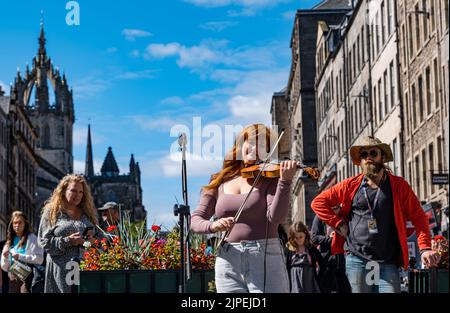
[173,133,192,293]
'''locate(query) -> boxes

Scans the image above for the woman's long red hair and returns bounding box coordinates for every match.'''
[203,124,278,190]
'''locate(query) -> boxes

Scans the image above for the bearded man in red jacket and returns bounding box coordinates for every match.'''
[311,136,440,293]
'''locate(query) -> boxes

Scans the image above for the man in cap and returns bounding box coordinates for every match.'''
[311,136,439,293]
[98,202,121,232]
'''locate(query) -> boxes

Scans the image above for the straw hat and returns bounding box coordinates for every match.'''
[349,136,393,166]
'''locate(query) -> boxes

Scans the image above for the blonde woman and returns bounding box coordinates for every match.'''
[38,174,98,293]
[1,211,44,293]
[191,124,298,293]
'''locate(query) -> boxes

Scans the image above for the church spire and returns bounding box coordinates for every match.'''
[38,10,47,57]
[85,124,94,177]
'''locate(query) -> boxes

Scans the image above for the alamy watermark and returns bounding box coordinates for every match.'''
[169,117,280,162]
[65,261,80,286]
[66,1,80,26]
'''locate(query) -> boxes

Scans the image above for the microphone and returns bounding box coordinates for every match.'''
[178,133,187,148]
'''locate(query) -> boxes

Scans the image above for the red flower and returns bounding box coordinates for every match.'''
[434,235,446,242]
[151,225,161,232]
[106,225,118,232]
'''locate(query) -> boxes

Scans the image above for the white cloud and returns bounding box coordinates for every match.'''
[122,28,153,41]
[191,68,288,126]
[72,75,110,100]
[177,44,220,69]
[72,68,157,99]
[210,69,245,84]
[141,152,222,178]
[131,115,184,132]
[143,39,284,73]
[199,21,238,31]
[116,69,157,80]
[145,43,181,59]
[160,96,185,106]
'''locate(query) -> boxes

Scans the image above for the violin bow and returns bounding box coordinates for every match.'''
[216,129,286,250]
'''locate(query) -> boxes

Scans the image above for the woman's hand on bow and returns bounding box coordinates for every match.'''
[210,217,235,233]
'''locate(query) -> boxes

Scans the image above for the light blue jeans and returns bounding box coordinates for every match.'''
[215,238,289,293]
[345,253,401,293]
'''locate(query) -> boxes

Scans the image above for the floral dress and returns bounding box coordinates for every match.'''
[38,210,94,293]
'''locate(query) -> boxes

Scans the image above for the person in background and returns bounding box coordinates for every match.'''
[0,240,5,293]
[285,221,324,293]
[1,211,44,293]
[30,251,46,293]
[311,136,439,293]
[98,201,121,232]
[311,213,350,293]
[38,174,98,293]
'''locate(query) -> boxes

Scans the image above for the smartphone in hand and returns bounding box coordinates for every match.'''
[82,226,94,240]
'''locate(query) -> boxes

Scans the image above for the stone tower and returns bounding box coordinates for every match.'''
[84,128,146,222]
[15,22,74,173]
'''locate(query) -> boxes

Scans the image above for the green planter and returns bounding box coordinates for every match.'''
[408,268,449,293]
[75,269,215,293]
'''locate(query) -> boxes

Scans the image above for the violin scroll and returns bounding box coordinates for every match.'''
[301,166,321,180]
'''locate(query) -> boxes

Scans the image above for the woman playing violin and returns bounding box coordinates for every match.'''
[190,124,299,293]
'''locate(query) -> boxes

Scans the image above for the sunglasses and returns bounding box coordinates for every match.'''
[359,149,380,159]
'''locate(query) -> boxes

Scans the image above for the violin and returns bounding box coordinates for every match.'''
[240,161,321,180]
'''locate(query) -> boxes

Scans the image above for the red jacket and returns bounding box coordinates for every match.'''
[311,172,431,269]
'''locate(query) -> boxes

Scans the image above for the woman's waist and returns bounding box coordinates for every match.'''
[223,225,279,242]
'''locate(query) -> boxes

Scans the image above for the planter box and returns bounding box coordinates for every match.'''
[75,269,215,293]
[408,268,449,293]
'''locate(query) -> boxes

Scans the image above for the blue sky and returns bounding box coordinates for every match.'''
[0,0,321,230]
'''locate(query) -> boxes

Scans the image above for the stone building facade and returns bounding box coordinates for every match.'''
[397,0,449,229]
[313,0,449,232]
[1,84,39,229]
[285,0,351,227]
[0,88,9,240]
[315,0,402,191]
[271,87,292,229]
[84,125,146,223]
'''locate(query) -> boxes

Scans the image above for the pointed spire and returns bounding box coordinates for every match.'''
[16,67,21,81]
[85,124,94,177]
[25,63,30,78]
[38,10,47,57]
[100,147,120,176]
[129,154,136,176]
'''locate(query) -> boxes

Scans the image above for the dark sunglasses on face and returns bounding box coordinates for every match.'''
[359,149,379,159]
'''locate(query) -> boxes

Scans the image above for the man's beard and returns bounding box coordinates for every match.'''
[362,161,384,180]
